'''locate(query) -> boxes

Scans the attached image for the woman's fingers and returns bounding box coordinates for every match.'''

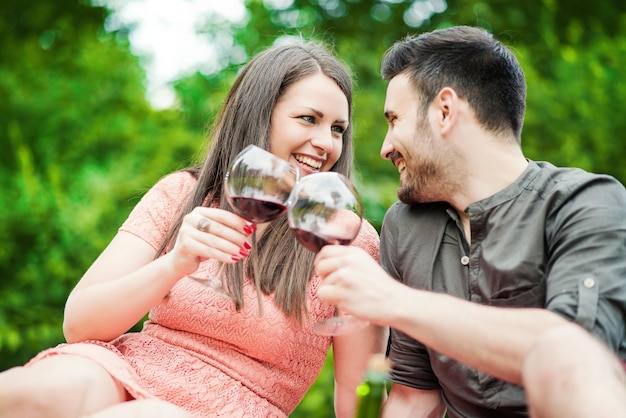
[177,207,255,264]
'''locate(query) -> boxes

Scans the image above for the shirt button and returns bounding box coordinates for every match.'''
[460,256,470,265]
[583,277,596,288]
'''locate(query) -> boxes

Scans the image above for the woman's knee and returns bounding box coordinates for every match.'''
[0,366,39,413]
[0,354,126,416]
[137,400,195,418]
[89,399,195,418]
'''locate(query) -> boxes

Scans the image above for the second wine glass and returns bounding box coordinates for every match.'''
[188,145,299,299]
[287,171,369,336]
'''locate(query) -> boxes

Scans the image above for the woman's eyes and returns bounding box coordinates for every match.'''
[299,115,346,135]
[331,125,346,135]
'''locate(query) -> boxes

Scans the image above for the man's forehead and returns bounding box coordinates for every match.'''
[387,73,412,94]
[385,74,418,113]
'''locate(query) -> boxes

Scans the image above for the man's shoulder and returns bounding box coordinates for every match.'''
[533,161,626,204]
[535,161,624,190]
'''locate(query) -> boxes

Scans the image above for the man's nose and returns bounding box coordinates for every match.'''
[380,132,393,160]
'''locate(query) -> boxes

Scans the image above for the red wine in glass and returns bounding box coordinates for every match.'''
[227,197,287,224]
[290,229,353,253]
[188,145,299,299]
[287,172,369,336]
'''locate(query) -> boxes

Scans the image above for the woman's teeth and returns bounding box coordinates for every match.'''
[295,155,322,170]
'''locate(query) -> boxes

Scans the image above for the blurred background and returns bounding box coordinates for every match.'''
[1,0,625,415]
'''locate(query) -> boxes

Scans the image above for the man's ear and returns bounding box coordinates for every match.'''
[435,87,458,135]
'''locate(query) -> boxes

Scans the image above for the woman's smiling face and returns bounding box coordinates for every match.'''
[269,72,349,176]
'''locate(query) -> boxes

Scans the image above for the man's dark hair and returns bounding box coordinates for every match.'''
[381,25,526,141]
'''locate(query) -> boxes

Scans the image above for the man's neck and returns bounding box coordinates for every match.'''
[448,141,528,214]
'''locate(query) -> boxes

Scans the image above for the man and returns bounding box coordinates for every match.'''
[315,25,626,417]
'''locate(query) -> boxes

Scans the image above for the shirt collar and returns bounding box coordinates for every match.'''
[466,159,542,215]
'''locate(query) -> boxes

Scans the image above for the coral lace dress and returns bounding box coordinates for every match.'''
[27,172,380,417]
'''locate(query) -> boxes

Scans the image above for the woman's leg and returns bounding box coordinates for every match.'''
[84,399,195,418]
[0,354,126,418]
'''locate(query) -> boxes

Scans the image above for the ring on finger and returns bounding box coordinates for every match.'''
[197,217,212,233]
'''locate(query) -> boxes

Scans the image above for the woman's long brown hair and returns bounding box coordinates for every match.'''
[156,40,354,322]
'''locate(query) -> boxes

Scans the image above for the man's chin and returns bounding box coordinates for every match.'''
[399,182,433,205]
[398,187,417,205]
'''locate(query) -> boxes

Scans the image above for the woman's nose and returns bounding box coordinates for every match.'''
[310,129,334,153]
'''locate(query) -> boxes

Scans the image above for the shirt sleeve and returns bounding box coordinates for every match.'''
[544,174,626,354]
[381,202,441,390]
[379,203,401,281]
[119,171,196,250]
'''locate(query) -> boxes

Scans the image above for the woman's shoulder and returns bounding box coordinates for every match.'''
[140,170,198,205]
[359,218,379,238]
[352,218,380,260]
[119,170,198,247]
[153,170,197,193]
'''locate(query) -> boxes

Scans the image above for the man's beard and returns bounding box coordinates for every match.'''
[394,112,463,205]
[396,137,462,205]
[395,127,451,205]
[397,159,446,204]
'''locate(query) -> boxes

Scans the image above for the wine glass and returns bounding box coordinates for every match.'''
[287,171,369,336]
[189,145,299,300]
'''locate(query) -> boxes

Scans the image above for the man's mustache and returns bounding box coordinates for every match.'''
[390,151,403,167]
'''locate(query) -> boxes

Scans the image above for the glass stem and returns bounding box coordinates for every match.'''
[250,230,264,316]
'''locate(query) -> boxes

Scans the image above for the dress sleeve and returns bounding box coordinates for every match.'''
[119,171,196,250]
[351,217,380,262]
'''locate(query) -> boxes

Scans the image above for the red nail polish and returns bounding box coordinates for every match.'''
[243,225,254,235]
[239,249,249,257]
[243,241,252,250]
[231,256,240,262]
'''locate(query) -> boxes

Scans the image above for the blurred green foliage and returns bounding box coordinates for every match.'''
[1,0,625,416]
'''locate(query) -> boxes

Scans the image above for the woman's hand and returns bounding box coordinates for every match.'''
[166,206,256,277]
[63,206,255,343]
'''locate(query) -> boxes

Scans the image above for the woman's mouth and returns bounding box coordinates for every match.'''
[294,154,323,173]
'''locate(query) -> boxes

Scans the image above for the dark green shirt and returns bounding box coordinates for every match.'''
[381,160,626,418]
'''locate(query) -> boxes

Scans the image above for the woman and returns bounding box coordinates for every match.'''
[0,41,384,417]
